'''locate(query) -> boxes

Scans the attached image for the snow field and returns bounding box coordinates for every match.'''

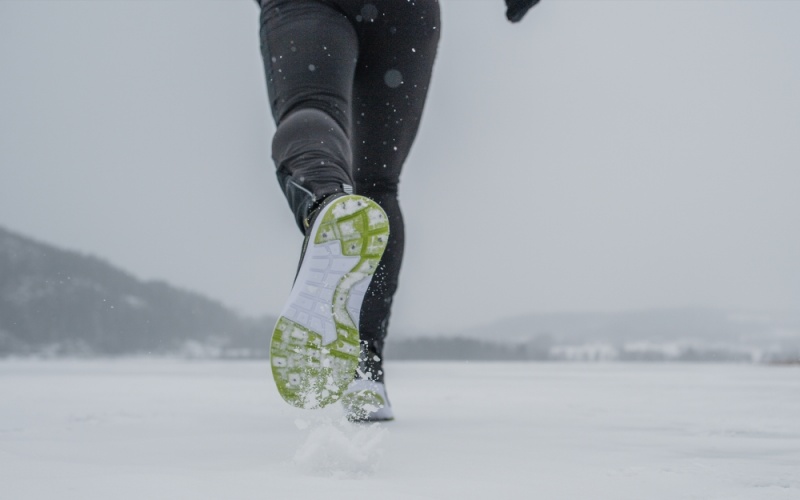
[293,415,387,478]
[1,360,799,499]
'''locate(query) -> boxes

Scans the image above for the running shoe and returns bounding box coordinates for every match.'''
[342,378,395,422]
[270,194,389,409]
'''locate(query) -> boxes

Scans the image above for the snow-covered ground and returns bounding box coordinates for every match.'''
[1,360,798,499]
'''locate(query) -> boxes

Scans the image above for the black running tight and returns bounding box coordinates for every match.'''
[258,0,440,353]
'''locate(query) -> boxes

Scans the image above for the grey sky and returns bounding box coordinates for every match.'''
[1,0,799,334]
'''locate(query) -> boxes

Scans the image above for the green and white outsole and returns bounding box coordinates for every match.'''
[270,195,389,409]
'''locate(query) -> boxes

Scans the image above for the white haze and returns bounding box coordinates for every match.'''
[1,1,799,333]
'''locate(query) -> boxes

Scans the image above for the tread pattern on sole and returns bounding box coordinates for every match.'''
[271,195,389,409]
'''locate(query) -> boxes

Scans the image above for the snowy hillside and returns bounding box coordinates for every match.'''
[2,360,798,499]
[0,226,273,356]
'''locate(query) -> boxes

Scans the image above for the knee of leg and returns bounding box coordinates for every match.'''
[274,108,346,146]
[272,108,352,165]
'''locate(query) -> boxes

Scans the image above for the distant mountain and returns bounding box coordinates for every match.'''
[454,308,800,347]
[0,226,275,357]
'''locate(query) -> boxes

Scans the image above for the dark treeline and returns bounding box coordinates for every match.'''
[384,336,772,363]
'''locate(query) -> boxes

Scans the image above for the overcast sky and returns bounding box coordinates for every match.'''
[1,0,799,334]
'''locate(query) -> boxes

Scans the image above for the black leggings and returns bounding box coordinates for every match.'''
[258,0,441,354]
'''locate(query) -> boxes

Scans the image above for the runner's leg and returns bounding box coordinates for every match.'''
[259,0,359,230]
[348,0,441,358]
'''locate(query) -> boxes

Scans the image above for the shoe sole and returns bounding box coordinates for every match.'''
[270,195,389,409]
[342,379,395,422]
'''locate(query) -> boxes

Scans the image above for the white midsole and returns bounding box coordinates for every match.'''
[279,199,367,346]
